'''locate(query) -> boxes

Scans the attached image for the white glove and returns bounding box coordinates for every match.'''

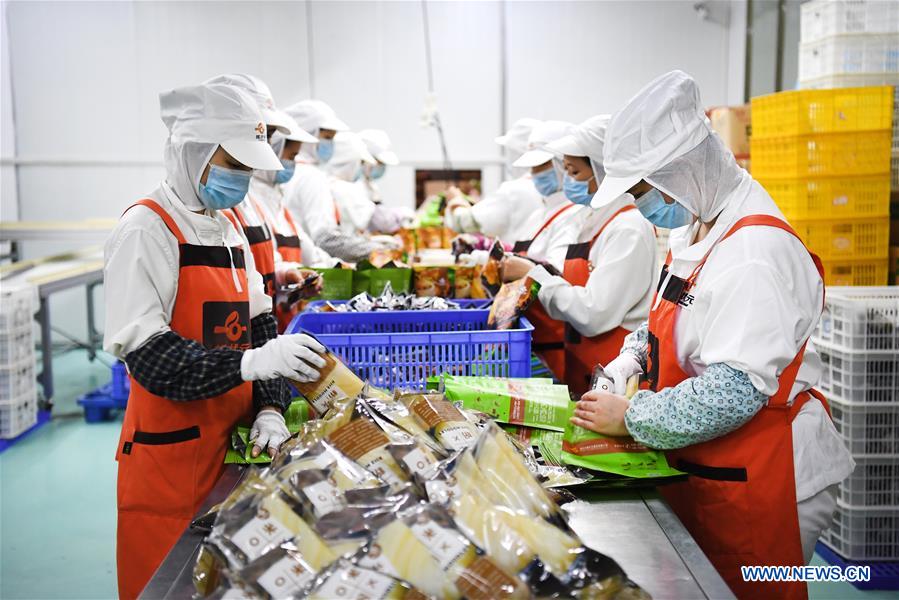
[241,334,327,382]
[249,409,290,457]
[603,352,644,396]
[369,205,402,234]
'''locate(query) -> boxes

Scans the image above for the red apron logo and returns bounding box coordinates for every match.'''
[255,122,266,141]
[203,301,251,349]
[213,310,247,343]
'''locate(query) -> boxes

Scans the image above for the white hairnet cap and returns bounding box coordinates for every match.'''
[204,74,318,144]
[284,99,349,134]
[495,117,541,157]
[548,115,611,181]
[592,70,710,208]
[160,82,282,171]
[328,131,377,182]
[513,120,575,168]
[358,129,399,165]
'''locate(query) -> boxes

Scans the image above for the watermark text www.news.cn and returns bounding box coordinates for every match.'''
[741,565,871,583]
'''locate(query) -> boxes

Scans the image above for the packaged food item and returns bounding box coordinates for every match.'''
[272,439,384,493]
[225,400,311,464]
[327,412,411,491]
[412,266,452,297]
[442,375,571,432]
[479,240,505,297]
[562,368,682,479]
[397,392,479,451]
[233,541,320,599]
[193,544,227,597]
[368,248,406,268]
[290,352,365,414]
[313,264,356,300]
[487,277,539,330]
[417,226,446,250]
[502,425,565,467]
[473,422,559,520]
[452,265,486,299]
[397,228,417,255]
[354,259,413,296]
[306,559,428,600]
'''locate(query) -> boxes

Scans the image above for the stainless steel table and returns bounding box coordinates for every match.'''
[142,466,734,599]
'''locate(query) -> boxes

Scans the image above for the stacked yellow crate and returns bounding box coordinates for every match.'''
[751,86,894,286]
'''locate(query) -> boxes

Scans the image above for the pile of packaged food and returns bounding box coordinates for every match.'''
[196,354,652,599]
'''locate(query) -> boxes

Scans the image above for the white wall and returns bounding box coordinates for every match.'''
[1,0,744,342]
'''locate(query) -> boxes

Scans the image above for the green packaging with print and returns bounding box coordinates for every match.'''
[560,420,682,478]
[441,375,571,432]
[224,399,310,464]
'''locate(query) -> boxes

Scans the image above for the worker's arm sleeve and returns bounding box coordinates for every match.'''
[620,322,650,369]
[316,229,378,263]
[250,313,291,413]
[623,363,767,449]
[530,226,654,337]
[124,332,245,402]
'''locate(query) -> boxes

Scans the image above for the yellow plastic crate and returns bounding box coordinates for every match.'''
[758,175,891,220]
[822,258,889,286]
[792,217,890,260]
[752,86,894,139]
[751,131,892,178]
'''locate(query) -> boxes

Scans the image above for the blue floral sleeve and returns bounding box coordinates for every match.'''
[620,321,650,369]
[624,363,767,449]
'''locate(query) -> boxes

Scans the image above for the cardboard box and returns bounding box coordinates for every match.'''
[709,104,751,160]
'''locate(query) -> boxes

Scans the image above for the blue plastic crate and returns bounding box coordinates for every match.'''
[77,361,129,423]
[816,541,899,591]
[289,308,532,390]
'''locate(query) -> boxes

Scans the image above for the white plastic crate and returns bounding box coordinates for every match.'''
[0,390,37,439]
[837,456,899,508]
[801,1,899,44]
[0,326,34,366]
[829,395,899,457]
[799,72,899,89]
[822,501,899,560]
[814,287,899,351]
[0,285,36,332]
[799,34,899,81]
[0,361,35,402]
[813,339,898,403]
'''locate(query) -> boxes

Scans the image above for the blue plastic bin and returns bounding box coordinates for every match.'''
[288,307,532,390]
[77,361,130,423]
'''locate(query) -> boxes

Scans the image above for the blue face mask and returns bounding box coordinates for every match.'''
[532,168,560,197]
[198,164,252,210]
[274,158,296,184]
[353,165,364,182]
[369,164,386,180]
[636,188,694,228]
[316,139,334,163]
[563,174,595,205]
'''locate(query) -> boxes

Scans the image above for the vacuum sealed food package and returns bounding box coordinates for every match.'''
[442,375,571,432]
[487,277,539,330]
[326,406,413,491]
[452,265,486,299]
[290,352,365,415]
[306,559,429,600]
[232,541,320,599]
[397,392,479,451]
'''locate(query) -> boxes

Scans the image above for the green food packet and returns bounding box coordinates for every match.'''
[443,375,571,432]
[223,399,311,465]
[561,420,683,479]
[502,424,565,466]
[313,267,355,300]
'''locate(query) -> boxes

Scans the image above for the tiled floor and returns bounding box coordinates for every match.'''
[0,350,894,599]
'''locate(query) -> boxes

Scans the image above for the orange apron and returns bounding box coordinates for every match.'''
[512,203,577,378]
[264,207,305,332]
[562,205,636,396]
[223,199,276,297]
[115,199,254,600]
[647,215,827,600]
[273,207,303,264]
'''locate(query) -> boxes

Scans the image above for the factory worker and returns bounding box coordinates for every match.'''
[484,120,582,378]
[357,128,411,233]
[576,71,854,599]
[444,118,544,243]
[203,74,320,302]
[503,115,657,396]
[283,100,391,262]
[103,83,327,600]
[326,131,380,233]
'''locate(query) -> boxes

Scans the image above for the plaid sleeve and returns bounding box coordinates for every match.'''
[124,332,244,401]
[250,313,292,413]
